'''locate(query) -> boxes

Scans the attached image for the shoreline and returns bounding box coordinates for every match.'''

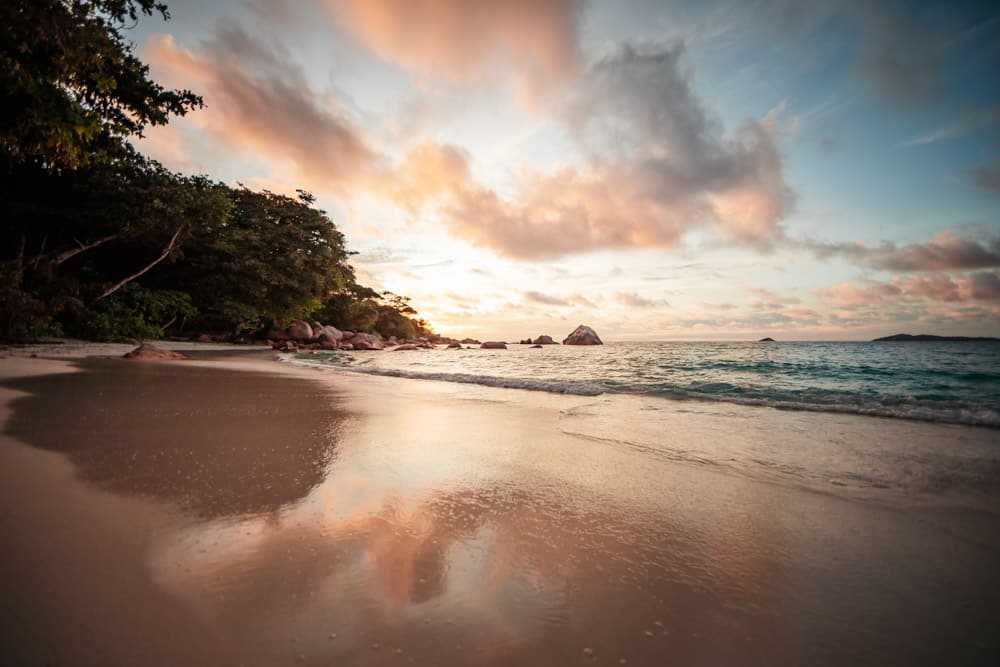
[2,346,1000,665]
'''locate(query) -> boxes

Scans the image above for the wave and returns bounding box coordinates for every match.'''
[281,356,605,396]
[655,389,1000,428]
[282,354,999,428]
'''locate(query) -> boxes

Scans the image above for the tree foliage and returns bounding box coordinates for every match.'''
[157,188,355,332]
[0,1,432,342]
[0,0,202,170]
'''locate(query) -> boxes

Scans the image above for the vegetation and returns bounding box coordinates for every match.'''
[1,1,431,342]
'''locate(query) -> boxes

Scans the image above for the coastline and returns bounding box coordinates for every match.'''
[2,345,999,666]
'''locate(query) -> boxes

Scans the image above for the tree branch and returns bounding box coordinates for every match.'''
[92,225,185,303]
[51,233,121,265]
[25,233,121,270]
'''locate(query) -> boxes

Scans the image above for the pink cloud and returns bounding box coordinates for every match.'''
[614,292,668,308]
[810,230,1000,271]
[813,283,882,306]
[895,274,963,301]
[328,0,583,99]
[783,307,822,320]
[145,28,378,191]
[146,26,792,262]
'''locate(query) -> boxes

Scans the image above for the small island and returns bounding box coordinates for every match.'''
[758,337,775,342]
[872,334,1000,342]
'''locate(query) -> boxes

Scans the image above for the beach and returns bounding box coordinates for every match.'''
[2,346,999,666]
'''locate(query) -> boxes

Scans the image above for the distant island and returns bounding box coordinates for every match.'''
[758,337,775,342]
[872,334,1000,342]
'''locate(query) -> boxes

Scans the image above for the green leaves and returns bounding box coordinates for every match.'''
[0,2,432,342]
[0,0,202,170]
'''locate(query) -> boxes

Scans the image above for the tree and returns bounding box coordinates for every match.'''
[0,153,230,337]
[0,0,201,170]
[159,188,354,332]
[0,2,438,342]
[2,151,229,291]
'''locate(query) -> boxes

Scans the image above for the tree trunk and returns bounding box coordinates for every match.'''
[92,225,185,303]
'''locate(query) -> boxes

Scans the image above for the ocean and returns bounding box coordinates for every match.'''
[288,340,1000,427]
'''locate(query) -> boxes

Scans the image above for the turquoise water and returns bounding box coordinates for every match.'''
[290,341,1000,427]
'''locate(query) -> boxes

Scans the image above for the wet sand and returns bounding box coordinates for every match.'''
[2,350,999,666]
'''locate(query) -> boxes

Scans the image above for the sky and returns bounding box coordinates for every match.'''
[131,0,1000,341]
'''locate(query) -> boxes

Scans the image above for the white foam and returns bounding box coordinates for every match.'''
[280,355,605,396]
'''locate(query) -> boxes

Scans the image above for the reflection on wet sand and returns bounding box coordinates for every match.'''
[3,358,1000,666]
[4,358,345,516]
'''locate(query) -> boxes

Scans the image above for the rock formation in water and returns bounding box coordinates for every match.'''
[532,335,556,345]
[562,325,603,345]
[481,341,507,349]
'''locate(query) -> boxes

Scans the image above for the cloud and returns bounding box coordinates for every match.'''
[614,292,668,308]
[523,291,569,307]
[968,271,1000,301]
[814,272,1000,308]
[892,272,1000,304]
[384,141,471,209]
[745,287,800,305]
[388,42,793,260]
[867,231,1000,272]
[569,293,598,308]
[895,274,963,302]
[783,307,822,321]
[900,107,1000,147]
[809,230,1000,272]
[813,283,881,306]
[144,26,379,191]
[327,0,583,100]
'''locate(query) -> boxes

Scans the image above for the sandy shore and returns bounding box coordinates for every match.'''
[2,345,999,666]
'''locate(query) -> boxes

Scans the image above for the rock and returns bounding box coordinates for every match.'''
[341,331,355,340]
[272,340,299,352]
[532,335,556,345]
[562,324,603,345]
[530,344,543,348]
[461,338,481,345]
[265,328,286,340]
[339,343,353,350]
[446,342,462,349]
[758,337,775,342]
[124,344,189,360]
[393,344,419,351]
[318,342,338,350]
[315,325,344,342]
[481,341,507,349]
[286,320,313,341]
[387,336,398,346]
[351,332,385,350]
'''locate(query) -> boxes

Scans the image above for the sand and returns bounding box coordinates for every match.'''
[1,346,999,666]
